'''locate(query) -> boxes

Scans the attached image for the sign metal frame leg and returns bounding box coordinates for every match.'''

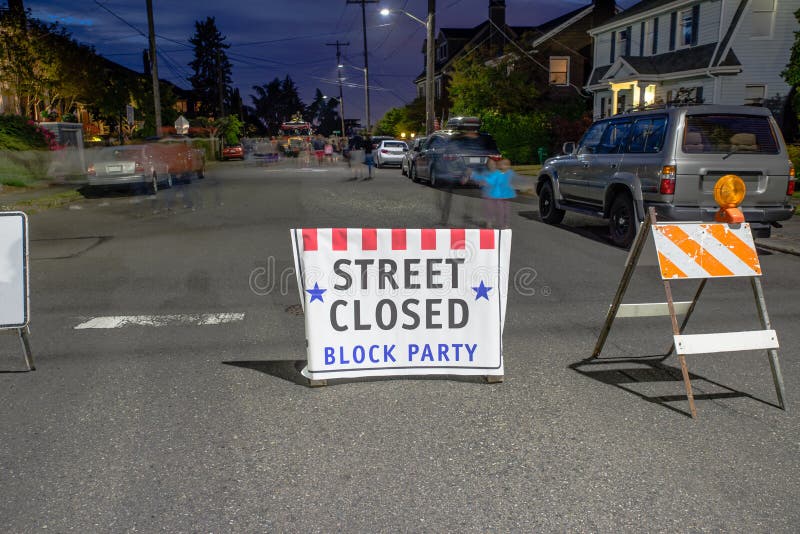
[18,326,34,371]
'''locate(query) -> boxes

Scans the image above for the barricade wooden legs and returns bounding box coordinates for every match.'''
[592,207,786,418]
[751,277,786,410]
[664,279,697,418]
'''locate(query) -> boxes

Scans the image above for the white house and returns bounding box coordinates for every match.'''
[586,0,798,130]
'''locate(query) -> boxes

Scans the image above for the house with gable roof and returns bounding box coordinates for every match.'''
[586,0,798,132]
[413,0,618,122]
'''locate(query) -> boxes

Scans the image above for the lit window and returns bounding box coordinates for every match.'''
[549,57,569,86]
[751,0,775,38]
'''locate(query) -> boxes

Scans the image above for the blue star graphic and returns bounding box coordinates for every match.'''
[472,281,493,301]
[306,282,327,303]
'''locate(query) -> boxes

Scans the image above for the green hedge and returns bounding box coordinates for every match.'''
[0,115,50,151]
[480,111,551,165]
[788,144,800,174]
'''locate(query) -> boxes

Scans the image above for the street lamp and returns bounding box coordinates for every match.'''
[341,64,370,135]
[381,2,435,135]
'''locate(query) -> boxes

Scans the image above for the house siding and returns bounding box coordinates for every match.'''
[588,0,798,130]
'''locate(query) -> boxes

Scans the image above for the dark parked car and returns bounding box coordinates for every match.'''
[401,136,427,177]
[410,131,501,186]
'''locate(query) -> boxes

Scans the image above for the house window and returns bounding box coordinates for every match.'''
[745,84,766,105]
[435,78,442,98]
[618,28,629,57]
[437,42,448,61]
[751,0,775,38]
[651,17,659,54]
[679,9,695,46]
[549,57,569,86]
[418,84,425,98]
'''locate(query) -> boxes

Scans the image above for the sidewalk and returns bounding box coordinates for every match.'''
[754,209,800,255]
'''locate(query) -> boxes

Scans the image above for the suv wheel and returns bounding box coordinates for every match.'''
[609,193,636,248]
[538,181,565,224]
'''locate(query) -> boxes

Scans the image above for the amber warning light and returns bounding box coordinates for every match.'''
[713,174,746,223]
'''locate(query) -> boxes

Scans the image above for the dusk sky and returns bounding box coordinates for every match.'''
[24,0,636,125]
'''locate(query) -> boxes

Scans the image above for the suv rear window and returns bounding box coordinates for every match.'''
[449,134,499,152]
[682,114,779,154]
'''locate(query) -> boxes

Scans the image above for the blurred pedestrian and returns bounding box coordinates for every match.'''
[349,135,365,179]
[363,136,374,180]
[479,158,516,228]
[312,134,325,166]
[324,138,334,164]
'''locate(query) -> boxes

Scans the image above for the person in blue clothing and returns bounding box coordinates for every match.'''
[474,158,516,228]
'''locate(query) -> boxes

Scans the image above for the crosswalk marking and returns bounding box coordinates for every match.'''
[74,313,245,329]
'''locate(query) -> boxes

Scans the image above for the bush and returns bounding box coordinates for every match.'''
[480,111,551,164]
[0,115,50,151]
[788,144,800,173]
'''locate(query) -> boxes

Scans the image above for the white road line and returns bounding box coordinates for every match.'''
[74,313,245,329]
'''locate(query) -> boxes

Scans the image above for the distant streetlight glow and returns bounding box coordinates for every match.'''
[381,4,435,135]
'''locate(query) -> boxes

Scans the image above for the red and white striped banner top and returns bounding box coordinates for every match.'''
[299,228,499,252]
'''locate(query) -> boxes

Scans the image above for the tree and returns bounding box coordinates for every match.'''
[448,47,540,116]
[304,89,340,136]
[249,75,305,135]
[781,7,800,138]
[374,97,426,138]
[188,17,232,118]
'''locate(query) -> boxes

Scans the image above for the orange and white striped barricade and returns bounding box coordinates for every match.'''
[592,208,785,418]
[0,212,34,371]
[291,228,510,386]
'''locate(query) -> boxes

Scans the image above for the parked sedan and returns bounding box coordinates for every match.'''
[222,144,244,160]
[374,140,408,168]
[87,145,172,194]
[401,136,427,177]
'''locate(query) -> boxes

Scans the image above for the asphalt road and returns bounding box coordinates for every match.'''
[2,159,799,532]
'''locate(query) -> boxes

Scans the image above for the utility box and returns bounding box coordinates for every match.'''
[38,122,86,181]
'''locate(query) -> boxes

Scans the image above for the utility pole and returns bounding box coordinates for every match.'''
[216,49,225,119]
[145,0,162,137]
[425,0,435,135]
[347,0,378,134]
[326,40,349,138]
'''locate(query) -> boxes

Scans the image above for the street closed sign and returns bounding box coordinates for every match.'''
[291,228,510,381]
[0,212,29,328]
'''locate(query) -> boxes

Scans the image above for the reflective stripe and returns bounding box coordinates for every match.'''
[652,223,761,279]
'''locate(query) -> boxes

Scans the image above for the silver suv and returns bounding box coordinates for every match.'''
[536,105,795,247]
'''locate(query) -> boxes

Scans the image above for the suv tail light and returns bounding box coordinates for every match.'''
[87,164,95,176]
[659,165,676,195]
[135,162,145,173]
[381,149,389,154]
[789,165,796,196]
[488,154,503,162]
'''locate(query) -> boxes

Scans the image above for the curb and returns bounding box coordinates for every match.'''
[755,240,800,257]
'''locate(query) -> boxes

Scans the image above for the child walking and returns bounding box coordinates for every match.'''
[476,158,516,228]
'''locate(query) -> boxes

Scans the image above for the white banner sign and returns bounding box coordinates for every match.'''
[291,228,511,381]
[0,212,29,328]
